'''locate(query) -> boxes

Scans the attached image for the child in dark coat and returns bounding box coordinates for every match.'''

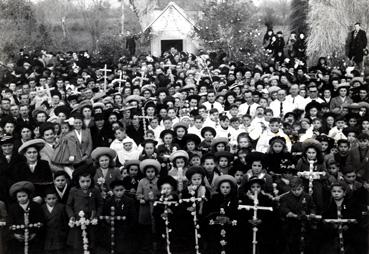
[42,188,68,254]
[98,180,137,254]
[7,181,45,254]
[280,177,319,254]
[66,169,103,254]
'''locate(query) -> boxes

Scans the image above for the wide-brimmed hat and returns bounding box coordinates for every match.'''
[0,135,14,146]
[170,150,189,162]
[269,136,286,146]
[246,176,265,189]
[125,95,144,104]
[302,138,322,152]
[157,175,177,190]
[54,105,71,118]
[18,139,46,154]
[91,147,117,161]
[31,108,47,119]
[183,134,201,147]
[214,175,237,190]
[246,152,265,165]
[185,166,205,180]
[140,159,161,173]
[214,151,234,161]
[173,122,189,131]
[125,160,140,168]
[211,137,229,148]
[201,127,216,138]
[160,129,175,140]
[9,181,35,197]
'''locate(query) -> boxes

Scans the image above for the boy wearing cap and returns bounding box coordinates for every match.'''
[346,133,369,183]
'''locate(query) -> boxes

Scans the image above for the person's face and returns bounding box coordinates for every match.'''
[336,120,345,129]
[161,183,173,196]
[251,161,263,174]
[145,168,156,180]
[112,185,125,198]
[10,106,19,117]
[272,142,284,153]
[344,172,356,184]
[244,93,253,104]
[250,183,262,195]
[82,108,92,118]
[323,90,331,98]
[308,88,318,98]
[194,119,203,129]
[204,131,214,141]
[220,182,231,195]
[238,137,249,148]
[362,121,369,130]
[321,141,329,152]
[216,143,225,152]
[168,109,176,119]
[54,175,67,189]
[326,116,334,126]
[306,148,317,160]
[163,134,173,144]
[176,127,186,138]
[338,143,349,154]
[231,120,240,129]
[1,100,10,110]
[277,91,286,101]
[159,109,167,118]
[43,129,55,144]
[186,141,196,151]
[359,90,368,99]
[328,164,339,175]
[175,158,185,168]
[108,115,118,123]
[309,108,318,116]
[290,86,299,95]
[234,171,244,183]
[4,123,14,134]
[129,166,139,177]
[191,173,202,186]
[291,186,304,197]
[207,93,216,103]
[144,144,155,155]
[220,119,229,128]
[16,191,29,205]
[331,186,345,200]
[123,142,133,151]
[355,24,360,31]
[338,88,347,97]
[45,193,58,207]
[74,119,83,130]
[79,175,91,190]
[269,122,280,133]
[190,156,201,166]
[358,139,369,149]
[348,118,357,127]
[1,143,13,155]
[98,155,110,169]
[218,157,229,167]
[25,147,38,163]
[61,124,70,134]
[242,116,252,127]
[203,159,215,172]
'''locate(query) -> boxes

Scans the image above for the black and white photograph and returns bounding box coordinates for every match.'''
[0,0,368,253]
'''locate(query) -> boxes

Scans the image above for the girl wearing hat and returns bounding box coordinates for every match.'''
[8,181,45,254]
[168,150,190,193]
[173,122,188,150]
[136,159,160,253]
[157,129,178,173]
[14,139,53,202]
[206,175,238,254]
[91,147,122,194]
[122,160,142,198]
[211,137,229,153]
[265,136,293,175]
[296,139,326,212]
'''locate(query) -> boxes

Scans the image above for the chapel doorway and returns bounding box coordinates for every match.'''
[161,40,183,54]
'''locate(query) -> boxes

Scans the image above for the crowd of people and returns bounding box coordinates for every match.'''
[0,24,368,254]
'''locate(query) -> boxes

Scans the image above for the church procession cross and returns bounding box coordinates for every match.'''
[297,160,326,195]
[68,210,98,254]
[154,191,179,254]
[99,206,126,254]
[99,64,112,92]
[238,192,273,254]
[9,208,43,254]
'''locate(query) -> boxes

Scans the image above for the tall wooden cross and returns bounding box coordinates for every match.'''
[68,210,98,254]
[238,193,273,254]
[99,206,126,254]
[154,192,179,254]
[99,64,112,92]
[179,190,205,254]
[324,205,356,254]
[134,102,154,138]
[297,161,326,195]
[9,208,42,254]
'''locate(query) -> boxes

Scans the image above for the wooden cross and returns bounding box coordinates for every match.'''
[68,210,98,254]
[153,192,179,254]
[208,208,238,254]
[238,193,273,254]
[99,206,126,254]
[179,190,205,254]
[297,161,326,195]
[324,205,357,254]
[298,213,321,254]
[9,208,42,254]
[99,64,112,92]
